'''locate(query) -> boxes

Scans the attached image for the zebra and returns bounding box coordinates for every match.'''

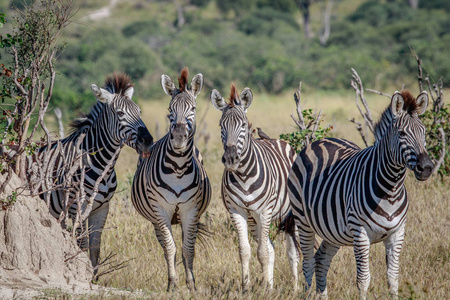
[131,68,211,291]
[210,84,299,290]
[288,91,434,299]
[30,73,153,276]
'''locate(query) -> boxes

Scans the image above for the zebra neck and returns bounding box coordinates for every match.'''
[371,135,407,202]
[233,136,258,176]
[79,110,122,170]
[164,135,195,171]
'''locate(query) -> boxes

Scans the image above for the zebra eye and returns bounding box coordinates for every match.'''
[399,131,407,138]
[241,123,246,129]
[191,107,196,112]
[117,111,125,117]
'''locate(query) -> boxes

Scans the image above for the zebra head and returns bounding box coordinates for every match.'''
[390,91,434,181]
[91,73,153,157]
[161,67,203,152]
[211,84,253,172]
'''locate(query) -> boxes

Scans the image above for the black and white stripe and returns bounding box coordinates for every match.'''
[211,85,299,290]
[31,73,153,275]
[131,68,211,291]
[288,91,433,299]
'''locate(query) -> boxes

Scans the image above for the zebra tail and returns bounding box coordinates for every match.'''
[278,210,296,236]
[196,222,213,249]
[278,210,320,251]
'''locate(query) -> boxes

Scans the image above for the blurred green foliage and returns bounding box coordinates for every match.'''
[1,0,448,123]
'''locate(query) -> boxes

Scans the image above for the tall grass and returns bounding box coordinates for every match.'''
[97,91,449,299]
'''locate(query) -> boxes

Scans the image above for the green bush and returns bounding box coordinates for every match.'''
[421,105,450,177]
[280,109,333,153]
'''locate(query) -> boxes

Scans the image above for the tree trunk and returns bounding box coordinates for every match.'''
[174,0,185,29]
[319,0,333,46]
[408,0,419,9]
[296,0,313,39]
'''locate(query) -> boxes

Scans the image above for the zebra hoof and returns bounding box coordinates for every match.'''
[167,281,178,292]
[186,280,196,292]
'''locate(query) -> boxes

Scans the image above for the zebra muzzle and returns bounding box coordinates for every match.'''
[222,145,240,171]
[413,153,434,181]
[136,126,153,158]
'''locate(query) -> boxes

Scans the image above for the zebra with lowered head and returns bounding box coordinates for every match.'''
[211,84,299,290]
[30,73,153,276]
[131,68,211,291]
[288,91,433,299]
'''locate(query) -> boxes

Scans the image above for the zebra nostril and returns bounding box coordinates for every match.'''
[222,156,226,164]
[416,164,424,172]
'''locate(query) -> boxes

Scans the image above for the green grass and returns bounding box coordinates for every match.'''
[95,91,450,299]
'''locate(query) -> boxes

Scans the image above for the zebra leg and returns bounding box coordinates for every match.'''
[230,212,251,291]
[255,210,274,289]
[383,222,405,299]
[154,220,178,291]
[179,208,199,291]
[314,240,340,298]
[285,231,300,290]
[298,226,316,293]
[87,204,109,277]
[352,227,371,300]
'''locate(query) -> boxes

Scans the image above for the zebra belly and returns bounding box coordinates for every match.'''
[304,197,408,246]
[223,185,289,222]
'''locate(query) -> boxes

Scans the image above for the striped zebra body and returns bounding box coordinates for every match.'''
[288,91,433,299]
[211,85,299,290]
[30,73,153,276]
[131,68,211,291]
[222,138,294,222]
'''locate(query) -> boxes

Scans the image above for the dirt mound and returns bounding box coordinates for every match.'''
[0,173,93,297]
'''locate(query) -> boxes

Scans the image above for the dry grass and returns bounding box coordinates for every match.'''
[97,91,449,299]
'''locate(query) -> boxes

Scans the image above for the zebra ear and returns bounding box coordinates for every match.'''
[91,84,113,104]
[391,91,404,117]
[415,91,428,116]
[161,74,176,96]
[191,73,203,98]
[211,89,227,111]
[124,86,134,99]
[240,88,253,112]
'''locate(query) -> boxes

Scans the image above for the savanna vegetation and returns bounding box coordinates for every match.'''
[0,0,449,298]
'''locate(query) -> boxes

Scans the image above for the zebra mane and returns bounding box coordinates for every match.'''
[103,72,134,95]
[227,83,239,107]
[178,67,189,92]
[373,90,418,141]
[69,72,133,133]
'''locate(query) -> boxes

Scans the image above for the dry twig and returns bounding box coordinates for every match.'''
[290,82,307,131]
[349,118,369,148]
[351,68,375,133]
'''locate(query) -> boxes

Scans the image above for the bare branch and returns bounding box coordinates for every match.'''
[75,134,131,227]
[411,48,424,92]
[351,68,375,133]
[11,46,29,97]
[349,118,369,147]
[291,82,307,131]
[93,252,134,281]
[366,89,391,99]
[311,109,323,140]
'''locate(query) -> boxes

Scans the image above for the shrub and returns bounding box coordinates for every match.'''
[421,105,450,177]
[280,109,333,153]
